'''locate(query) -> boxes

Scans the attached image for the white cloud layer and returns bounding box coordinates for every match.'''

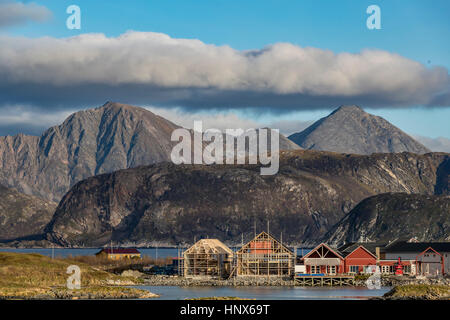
[0,0,52,27]
[414,135,450,153]
[0,31,449,110]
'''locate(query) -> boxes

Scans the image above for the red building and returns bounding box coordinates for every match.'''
[302,243,345,275]
[343,245,377,274]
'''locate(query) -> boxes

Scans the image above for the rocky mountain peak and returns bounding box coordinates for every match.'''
[288,105,431,155]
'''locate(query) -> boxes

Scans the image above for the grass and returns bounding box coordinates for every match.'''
[0,252,157,299]
[384,284,450,299]
[66,254,172,271]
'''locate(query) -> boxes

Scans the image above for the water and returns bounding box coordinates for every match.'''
[135,285,391,300]
[0,248,180,259]
[0,247,313,259]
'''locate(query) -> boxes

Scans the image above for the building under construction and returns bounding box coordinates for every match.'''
[236,232,295,277]
[183,239,234,278]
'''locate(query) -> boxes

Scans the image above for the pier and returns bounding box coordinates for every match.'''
[294,275,355,286]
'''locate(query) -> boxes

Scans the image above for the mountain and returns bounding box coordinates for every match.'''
[288,105,431,155]
[0,185,57,241]
[45,150,449,247]
[323,193,450,246]
[0,102,181,202]
[0,102,300,202]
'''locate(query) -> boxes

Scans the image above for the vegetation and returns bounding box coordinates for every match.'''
[0,252,157,299]
[384,284,450,300]
[66,254,172,275]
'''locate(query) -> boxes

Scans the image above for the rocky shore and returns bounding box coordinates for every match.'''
[142,275,295,287]
[1,287,159,300]
[140,273,450,290]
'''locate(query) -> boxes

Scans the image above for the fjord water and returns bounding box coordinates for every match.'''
[0,247,314,259]
[135,285,391,300]
[0,247,180,259]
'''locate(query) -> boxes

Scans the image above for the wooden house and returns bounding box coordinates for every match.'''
[236,232,294,277]
[183,239,234,278]
[95,248,141,260]
[338,243,382,274]
[380,241,450,276]
[302,243,344,275]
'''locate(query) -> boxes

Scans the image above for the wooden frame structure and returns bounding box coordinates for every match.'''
[415,247,445,276]
[236,232,294,277]
[183,239,234,278]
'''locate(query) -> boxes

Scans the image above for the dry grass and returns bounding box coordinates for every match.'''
[0,252,151,299]
[385,284,450,299]
[64,254,172,271]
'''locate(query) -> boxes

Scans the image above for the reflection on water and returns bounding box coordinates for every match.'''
[136,285,391,300]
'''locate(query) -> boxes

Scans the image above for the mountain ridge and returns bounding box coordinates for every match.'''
[323,192,450,246]
[44,150,449,246]
[288,105,431,155]
[0,102,301,202]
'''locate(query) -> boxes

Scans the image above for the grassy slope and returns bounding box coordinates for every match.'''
[0,252,155,299]
[384,284,450,300]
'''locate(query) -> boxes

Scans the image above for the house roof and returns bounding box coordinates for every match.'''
[236,231,293,255]
[344,245,378,259]
[97,248,140,254]
[184,239,234,255]
[384,241,450,253]
[303,243,344,260]
[338,242,386,257]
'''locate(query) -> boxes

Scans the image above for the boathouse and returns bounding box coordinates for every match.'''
[236,232,294,277]
[338,243,382,274]
[183,239,234,278]
[380,240,450,276]
[302,243,344,275]
[95,248,141,260]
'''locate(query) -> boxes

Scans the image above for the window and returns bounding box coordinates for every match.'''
[381,265,390,274]
[349,266,359,273]
[311,266,320,274]
[326,265,337,274]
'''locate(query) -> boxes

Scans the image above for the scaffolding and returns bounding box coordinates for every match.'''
[236,231,294,277]
[183,239,234,278]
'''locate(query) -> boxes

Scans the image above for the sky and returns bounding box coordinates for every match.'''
[0,0,449,140]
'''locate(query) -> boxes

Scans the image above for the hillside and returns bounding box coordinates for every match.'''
[288,105,430,155]
[45,150,449,246]
[323,193,450,245]
[0,185,57,242]
[0,102,300,202]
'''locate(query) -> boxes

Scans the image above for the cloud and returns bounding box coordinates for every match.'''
[0,31,449,111]
[413,135,450,153]
[0,104,73,135]
[0,0,52,27]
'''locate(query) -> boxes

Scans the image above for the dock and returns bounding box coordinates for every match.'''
[294,275,355,286]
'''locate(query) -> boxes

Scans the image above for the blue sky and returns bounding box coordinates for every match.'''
[1,0,450,138]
